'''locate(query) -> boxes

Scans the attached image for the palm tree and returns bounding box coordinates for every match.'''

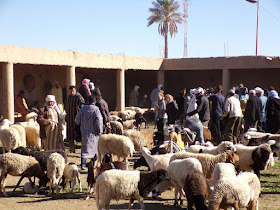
[147,0,184,58]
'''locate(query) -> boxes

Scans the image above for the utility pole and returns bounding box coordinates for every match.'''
[256,0,260,56]
[183,0,189,58]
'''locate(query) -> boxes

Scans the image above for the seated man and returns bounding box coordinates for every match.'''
[184,116,204,144]
[14,90,30,120]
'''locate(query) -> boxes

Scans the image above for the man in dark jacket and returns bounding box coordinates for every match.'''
[267,90,280,133]
[209,85,225,144]
[92,88,110,133]
[187,87,210,127]
[176,88,190,123]
[244,89,261,132]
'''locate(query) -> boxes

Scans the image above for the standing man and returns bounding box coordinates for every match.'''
[221,89,242,143]
[50,81,64,112]
[92,88,110,133]
[75,95,103,170]
[129,85,140,107]
[65,86,85,153]
[255,87,267,132]
[244,90,261,132]
[187,87,210,127]
[266,90,280,134]
[209,85,225,144]
[176,88,190,123]
[150,84,163,108]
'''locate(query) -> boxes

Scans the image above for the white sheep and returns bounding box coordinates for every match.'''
[170,150,239,179]
[139,147,174,171]
[108,121,123,135]
[109,115,121,122]
[167,158,203,205]
[124,129,147,151]
[212,163,237,187]
[188,141,236,155]
[0,153,48,196]
[195,141,214,147]
[62,162,82,193]
[235,140,275,178]
[0,119,21,153]
[98,134,135,170]
[123,119,136,130]
[47,152,65,195]
[10,124,27,148]
[95,169,170,210]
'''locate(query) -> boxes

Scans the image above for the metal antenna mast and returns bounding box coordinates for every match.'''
[183,0,189,58]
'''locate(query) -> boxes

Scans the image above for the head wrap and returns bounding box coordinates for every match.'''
[82,78,91,95]
[89,82,95,91]
[134,85,140,92]
[158,84,163,90]
[196,87,204,95]
[268,90,280,99]
[45,95,56,103]
[228,89,235,94]
[249,89,256,95]
[254,87,264,95]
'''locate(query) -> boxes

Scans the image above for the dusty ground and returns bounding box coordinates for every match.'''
[0,144,280,209]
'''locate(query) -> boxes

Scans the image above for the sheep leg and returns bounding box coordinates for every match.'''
[1,177,7,197]
[77,174,82,192]
[13,176,25,193]
[125,158,129,170]
[128,198,135,210]
[138,197,145,210]
[174,186,179,206]
[179,188,183,205]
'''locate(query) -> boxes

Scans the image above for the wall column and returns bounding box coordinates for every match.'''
[2,62,14,123]
[222,68,230,97]
[116,68,125,111]
[66,66,76,88]
[157,69,164,86]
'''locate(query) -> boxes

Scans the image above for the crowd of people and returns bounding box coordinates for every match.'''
[14,80,280,170]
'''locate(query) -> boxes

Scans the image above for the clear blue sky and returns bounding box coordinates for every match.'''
[0,0,279,58]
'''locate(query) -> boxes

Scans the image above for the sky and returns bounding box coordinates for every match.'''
[0,0,279,58]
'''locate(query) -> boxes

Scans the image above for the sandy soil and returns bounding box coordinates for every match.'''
[0,148,279,210]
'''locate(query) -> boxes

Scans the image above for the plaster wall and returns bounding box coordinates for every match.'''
[76,68,116,110]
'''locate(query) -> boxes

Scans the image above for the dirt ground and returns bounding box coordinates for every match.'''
[0,147,280,209]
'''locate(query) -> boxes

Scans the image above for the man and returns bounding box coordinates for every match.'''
[221,89,242,143]
[14,90,30,120]
[92,88,110,133]
[176,88,190,123]
[150,84,163,108]
[75,95,103,170]
[255,87,267,131]
[266,90,280,133]
[244,89,261,132]
[209,85,225,144]
[129,85,140,107]
[187,87,210,127]
[65,86,85,153]
[50,81,64,112]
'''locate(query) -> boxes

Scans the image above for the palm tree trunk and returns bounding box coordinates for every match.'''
[164,22,168,58]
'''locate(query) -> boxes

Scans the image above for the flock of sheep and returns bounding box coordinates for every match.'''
[0,107,280,210]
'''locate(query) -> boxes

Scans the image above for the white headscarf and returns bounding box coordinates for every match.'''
[45,95,56,103]
[196,87,204,95]
[254,87,264,95]
[158,84,163,90]
[89,82,95,91]
[45,95,62,118]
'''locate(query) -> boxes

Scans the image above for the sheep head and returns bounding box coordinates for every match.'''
[224,151,239,164]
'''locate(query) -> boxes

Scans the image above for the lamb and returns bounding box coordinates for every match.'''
[95,169,170,210]
[166,158,203,206]
[123,119,136,130]
[10,124,27,148]
[0,153,48,197]
[47,153,65,195]
[208,172,261,210]
[187,141,236,155]
[170,150,239,179]
[124,130,147,151]
[139,147,174,171]
[184,170,208,210]
[212,162,237,186]
[0,119,21,153]
[98,134,135,169]
[107,120,123,135]
[134,112,147,130]
[235,140,275,178]
[61,162,82,193]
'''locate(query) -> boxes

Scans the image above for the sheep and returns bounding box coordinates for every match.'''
[235,140,275,178]
[195,141,214,147]
[109,115,121,122]
[118,110,136,121]
[208,172,261,210]
[123,119,136,130]
[134,112,147,130]
[143,109,156,125]
[60,162,82,193]
[0,153,48,197]
[0,119,21,153]
[124,130,147,151]
[95,169,170,210]
[166,158,203,206]
[47,152,65,195]
[125,106,145,114]
[170,150,239,179]
[187,141,236,155]
[107,120,123,135]
[139,147,174,171]
[212,163,237,187]
[184,170,208,210]
[10,124,27,148]
[98,134,135,170]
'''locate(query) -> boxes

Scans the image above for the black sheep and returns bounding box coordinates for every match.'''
[183,170,208,210]
[134,112,148,130]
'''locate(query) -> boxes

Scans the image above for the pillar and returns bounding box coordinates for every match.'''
[66,66,76,88]
[2,62,14,123]
[157,70,164,86]
[222,68,230,97]
[116,68,125,111]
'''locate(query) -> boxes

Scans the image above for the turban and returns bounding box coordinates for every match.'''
[45,95,56,102]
